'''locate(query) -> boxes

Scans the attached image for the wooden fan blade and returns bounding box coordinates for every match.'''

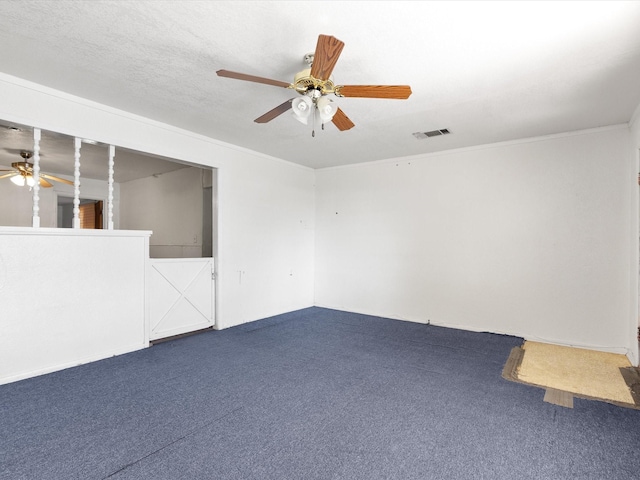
[216,69,291,88]
[332,108,355,131]
[41,173,74,185]
[310,34,345,81]
[336,85,412,99]
[39,177,53,188]
[254,99,294,124]
[0,172,17,180]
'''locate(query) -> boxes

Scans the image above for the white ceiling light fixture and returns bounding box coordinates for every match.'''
[8,171,35,187]
[292,95,313,125]
[291,56,338,135]
[317,96,337,123]
[291,90,339,136]
[10,174,25,186]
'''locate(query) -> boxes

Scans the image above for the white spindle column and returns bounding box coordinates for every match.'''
[108,145,115,230]
[73,137,82,229]
[31,128,41,228]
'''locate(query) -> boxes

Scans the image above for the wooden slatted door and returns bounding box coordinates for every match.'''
[148,258,215,341]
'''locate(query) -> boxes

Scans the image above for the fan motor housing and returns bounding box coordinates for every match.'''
[293,68,336,95]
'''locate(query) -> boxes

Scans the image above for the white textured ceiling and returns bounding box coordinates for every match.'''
[0,0,639,172]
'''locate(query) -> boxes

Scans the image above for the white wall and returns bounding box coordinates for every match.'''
[0,72,316,333]
[629,106,640,365]
[120,166,205,258]
[0,180,46,226]
[218,151,315,323]
[316,126,636,358]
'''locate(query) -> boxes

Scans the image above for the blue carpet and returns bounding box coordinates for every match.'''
[1,307,639,479]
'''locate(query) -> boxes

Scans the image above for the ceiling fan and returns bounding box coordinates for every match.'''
[0,151,74,188]
[217,34,412,135]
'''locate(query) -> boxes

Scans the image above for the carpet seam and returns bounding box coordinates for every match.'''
[100,406,244,479]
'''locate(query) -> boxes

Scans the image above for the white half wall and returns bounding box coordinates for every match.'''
[0,227,150,385]
[315,126,636,358]
[0,72,315,332]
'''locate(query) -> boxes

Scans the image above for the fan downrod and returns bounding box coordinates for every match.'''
[303,53,314,67]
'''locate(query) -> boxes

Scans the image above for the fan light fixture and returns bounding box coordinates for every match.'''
[216,34,412,136]
[1,150,75,188]
[291,90,338,134]
[317,96,337,122]
[10,175,25,186]
[10,172,36,187]
[292,96,313,125]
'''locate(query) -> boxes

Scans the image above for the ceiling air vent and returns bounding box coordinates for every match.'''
[413,128,450,139]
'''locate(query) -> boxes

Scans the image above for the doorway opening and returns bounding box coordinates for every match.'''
[57,196,104,229]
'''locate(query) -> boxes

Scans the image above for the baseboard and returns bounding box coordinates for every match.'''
[0,342,147,386]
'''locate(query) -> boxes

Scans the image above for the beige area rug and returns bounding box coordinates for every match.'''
[503,341,640,409]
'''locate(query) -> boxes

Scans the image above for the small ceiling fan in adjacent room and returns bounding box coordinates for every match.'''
[0,151,73,187]
[217,34,412,135]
